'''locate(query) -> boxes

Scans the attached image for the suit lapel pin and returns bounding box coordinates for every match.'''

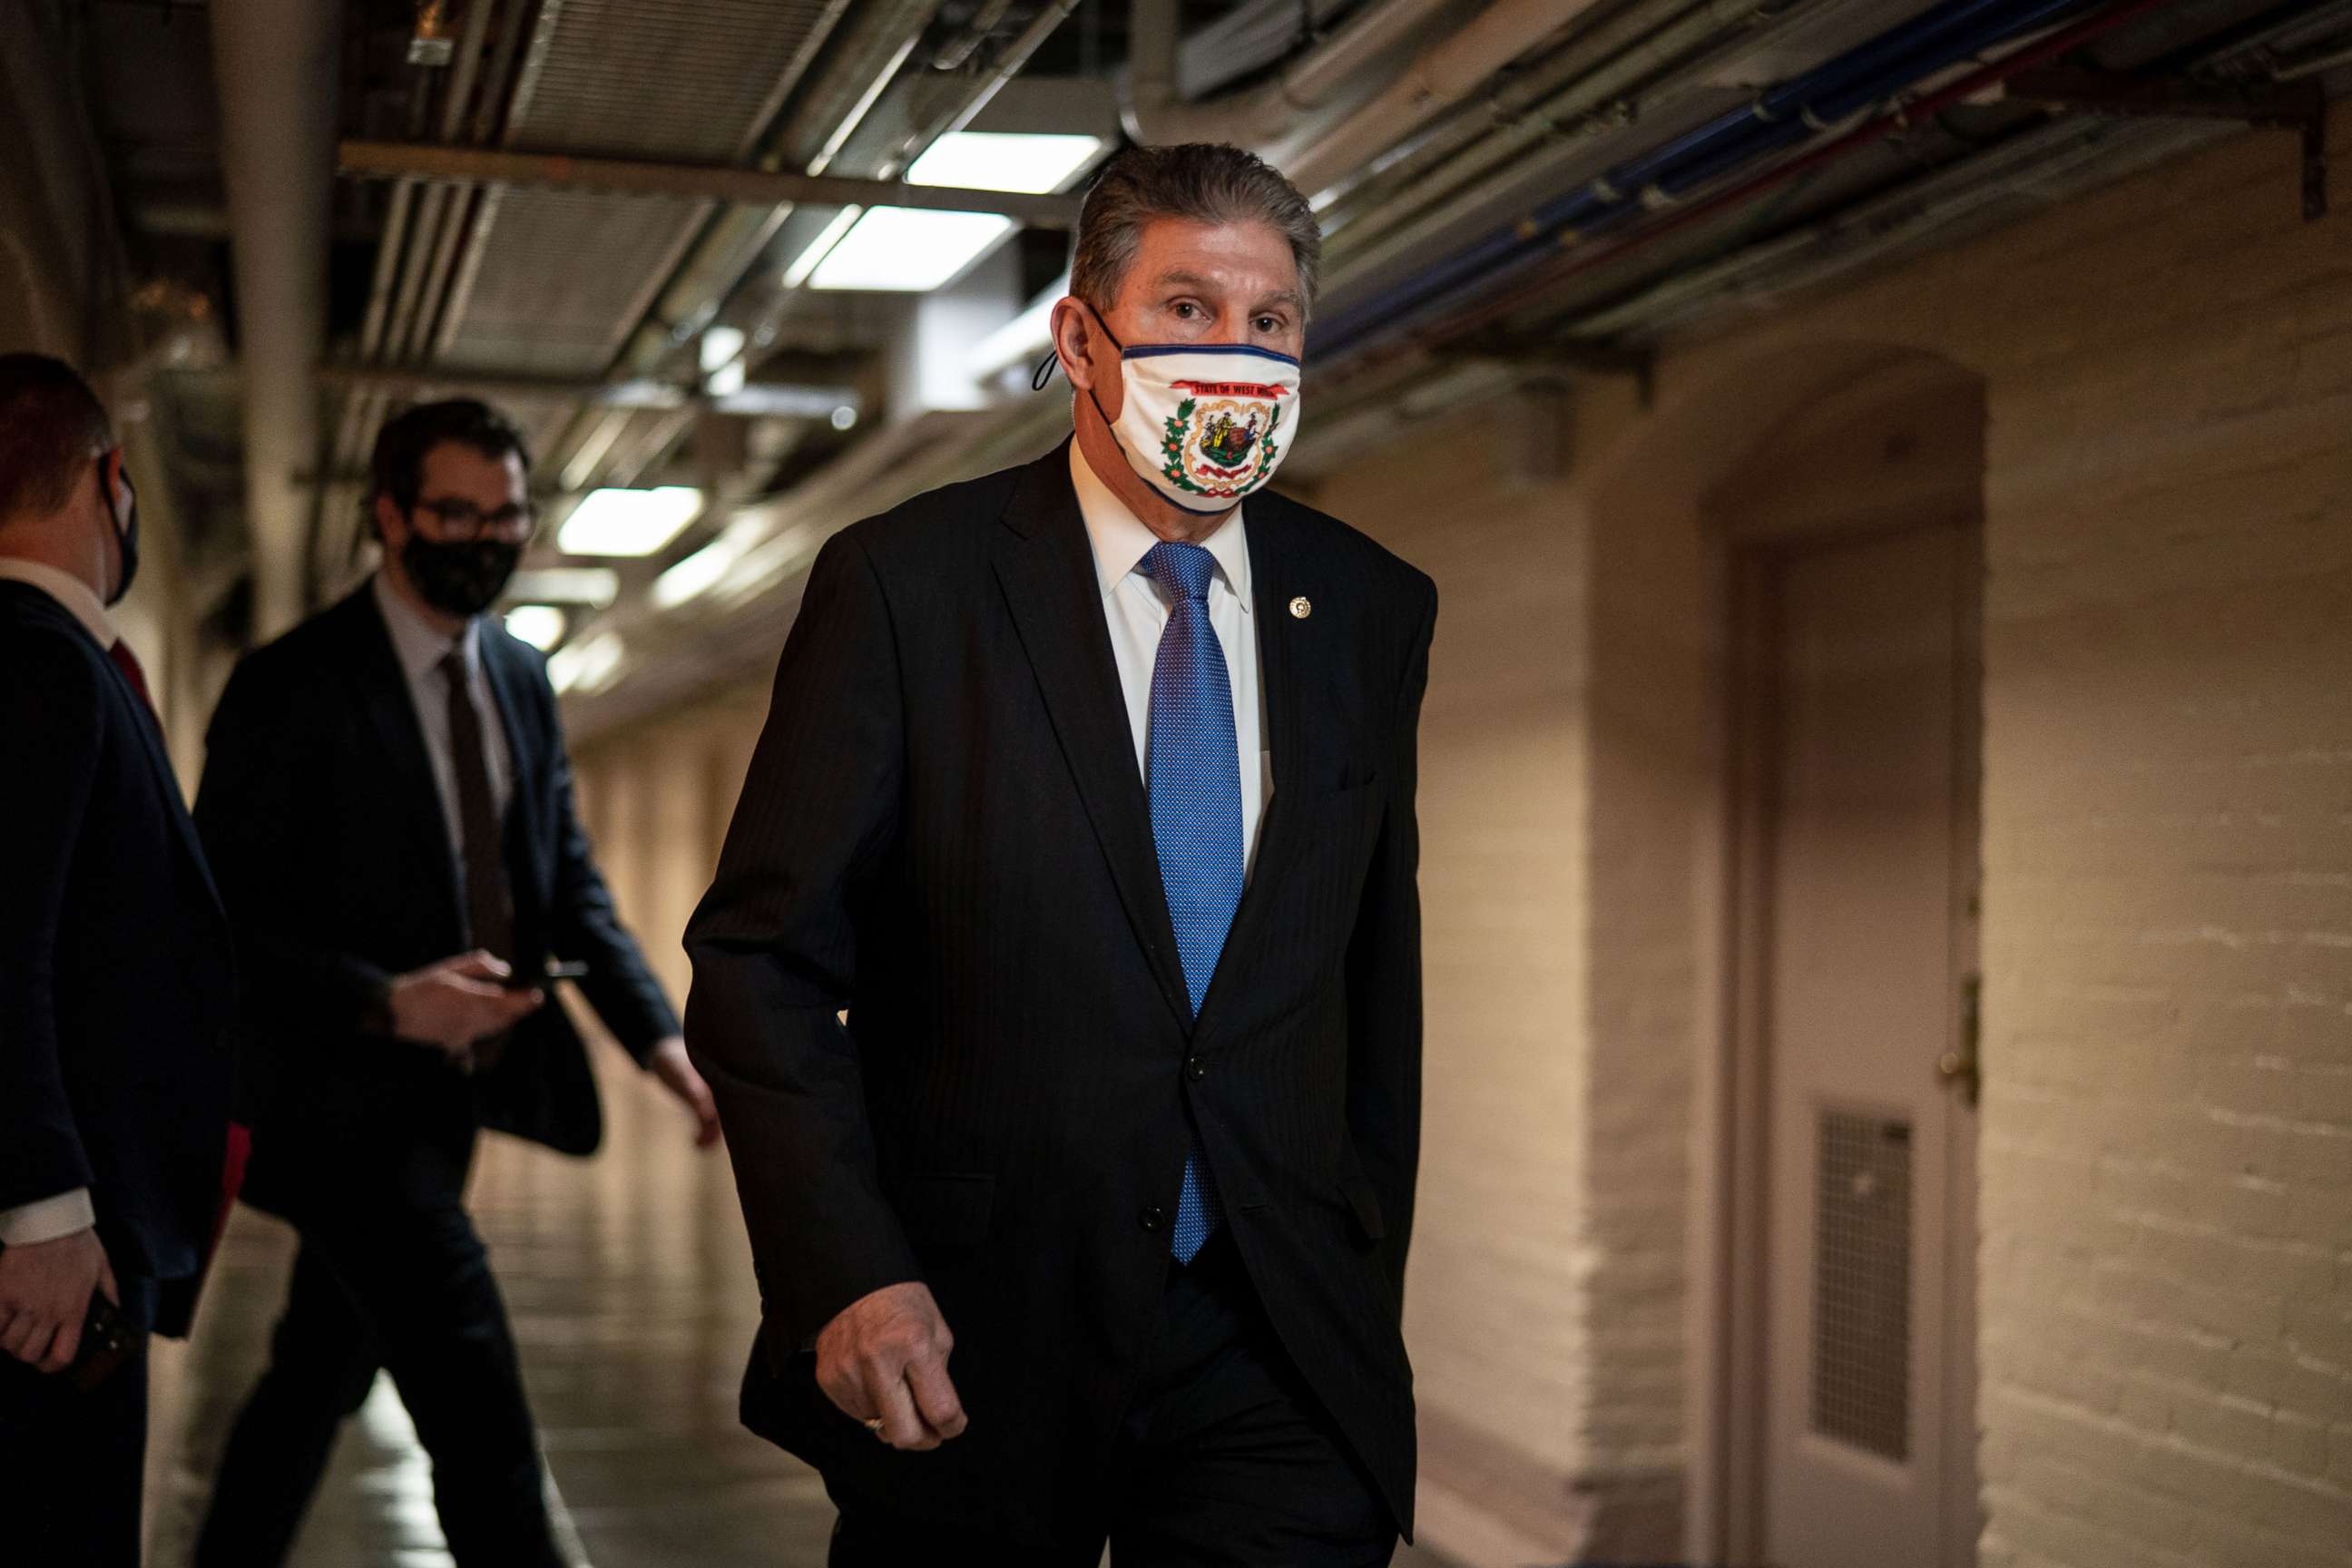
[1289,595,1312,620]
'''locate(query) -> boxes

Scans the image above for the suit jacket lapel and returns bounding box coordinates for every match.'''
[1192,496,1308,1041]
[991,446,1194,1031]
[479,633,541,838]
[94,631,227,916]
[343,589,466,934]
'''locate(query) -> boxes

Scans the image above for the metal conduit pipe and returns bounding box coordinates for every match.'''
[897,0,1090,162]
[1124,0,1455,149]
[1308,0,2096,353]
[210,0,343,637]
[1339,0,2165,363]
[1282,0,1620,193]
[1318,0,1837,269]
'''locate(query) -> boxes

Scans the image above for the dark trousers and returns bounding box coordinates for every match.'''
[0,1335,149,1566]
[830,1230,1395,1568]
[194,1120,563,1568]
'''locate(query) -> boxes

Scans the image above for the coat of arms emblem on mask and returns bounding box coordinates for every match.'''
[1161,384,1287,501]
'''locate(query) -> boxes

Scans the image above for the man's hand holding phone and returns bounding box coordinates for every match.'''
[385,949,544,1065]
[0,1227,117,1375]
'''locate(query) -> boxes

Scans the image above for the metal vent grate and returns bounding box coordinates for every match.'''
[1811,1109,1911,1461]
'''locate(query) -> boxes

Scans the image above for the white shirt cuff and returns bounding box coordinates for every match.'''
[0,1189,97,1246]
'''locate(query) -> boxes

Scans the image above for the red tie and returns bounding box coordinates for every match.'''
[109,638,159,721]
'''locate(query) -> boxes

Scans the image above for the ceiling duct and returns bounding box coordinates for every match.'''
[209,0,342,638]
[1123,0,1459,150]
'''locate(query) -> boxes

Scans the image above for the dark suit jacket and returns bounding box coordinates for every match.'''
[686,441,1436,1539]
[0,582,238,1336]
[195,583,680,1213]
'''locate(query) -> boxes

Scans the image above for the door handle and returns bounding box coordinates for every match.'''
[1940,974,1982,1107]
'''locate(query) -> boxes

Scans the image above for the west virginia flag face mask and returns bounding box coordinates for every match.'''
[1074,311,1304,516]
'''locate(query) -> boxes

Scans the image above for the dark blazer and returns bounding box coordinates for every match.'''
[0,582,238,1336]
[195,583,680,1211]
[686,441,1436,1539]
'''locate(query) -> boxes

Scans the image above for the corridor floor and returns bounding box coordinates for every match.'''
[142,1044,1448,1567]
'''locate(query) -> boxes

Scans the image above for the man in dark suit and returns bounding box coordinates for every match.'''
[688,143,1436,1565]
[191,399,720,1567]
[0,353,240,1563]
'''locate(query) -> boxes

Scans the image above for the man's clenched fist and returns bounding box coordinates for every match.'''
[814,1281,967,1451]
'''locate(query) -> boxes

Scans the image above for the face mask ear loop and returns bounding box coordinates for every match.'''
[1034,300,1128,391]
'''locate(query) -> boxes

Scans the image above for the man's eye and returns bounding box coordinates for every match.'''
[1171,301,1199,319]
[1255,317,1281,333]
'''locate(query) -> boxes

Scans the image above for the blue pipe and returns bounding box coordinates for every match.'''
[1308,0,2097,358]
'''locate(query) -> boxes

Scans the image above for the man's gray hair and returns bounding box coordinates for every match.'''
[1070,143,1321,318]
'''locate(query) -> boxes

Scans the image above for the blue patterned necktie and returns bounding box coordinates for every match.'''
[1142,540,1241,1263]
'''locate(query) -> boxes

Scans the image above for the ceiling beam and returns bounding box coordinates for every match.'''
[314,364,860,421]
[336,140,1083,227]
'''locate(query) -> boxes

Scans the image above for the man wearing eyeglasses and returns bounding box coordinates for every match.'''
[191,399,720,1567]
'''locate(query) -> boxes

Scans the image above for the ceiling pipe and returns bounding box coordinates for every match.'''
[1338,0,2170,365]
[210,0,342,638]
[1124,0,1449,148]
[1281,0,1615,195]
[337,141,1085,226]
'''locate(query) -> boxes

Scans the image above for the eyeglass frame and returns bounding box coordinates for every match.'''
[406,495,539,541]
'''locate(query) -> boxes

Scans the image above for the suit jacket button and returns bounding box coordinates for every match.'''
[1139,1205,1167,1234]
[1185,1055,1206,1082]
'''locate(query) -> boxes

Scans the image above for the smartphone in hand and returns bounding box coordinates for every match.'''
[503,961,589,992]
[69,1292,138,1394]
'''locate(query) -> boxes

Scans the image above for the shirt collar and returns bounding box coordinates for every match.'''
[1067,441,1253,615]
[371,572,477,683]
[0,557,116,647]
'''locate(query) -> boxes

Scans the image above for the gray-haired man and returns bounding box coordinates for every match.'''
[689,142,1435,1564]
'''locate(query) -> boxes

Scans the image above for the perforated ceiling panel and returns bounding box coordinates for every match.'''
[436,0,843,376]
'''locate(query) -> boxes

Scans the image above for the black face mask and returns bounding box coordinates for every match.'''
[400,533,523,619]
[102,456,140,607]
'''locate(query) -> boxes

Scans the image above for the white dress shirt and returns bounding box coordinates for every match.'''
[371,573,514,883]
[1067,441,1271,876]
[0,557,119,1246]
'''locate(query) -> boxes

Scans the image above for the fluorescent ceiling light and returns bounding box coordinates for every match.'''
[700,326,745,374]
[506,567,618,606]
[547,632,625,696]
[782,205,864,289]
[652,521,762,610]
[503,604,567,651]
[707,359,746,397]
[556,485,703,557]
[906,132,1103,195]
[809,208,1014,292]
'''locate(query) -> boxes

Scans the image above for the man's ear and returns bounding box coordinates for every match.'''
[372,493,407,549]
[1050,298,1115,412]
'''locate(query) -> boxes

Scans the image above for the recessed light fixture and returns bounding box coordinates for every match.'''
[906,132,1104,195]
[556,486,703,557]
[505,567,619,606]
[547,631,625,696]
[809,208,1015,292]
[503,604,567,651]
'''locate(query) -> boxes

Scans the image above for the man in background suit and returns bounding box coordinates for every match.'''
[0,353,240,1563]
[688,143,1436,1564]
[191,399,720,1567]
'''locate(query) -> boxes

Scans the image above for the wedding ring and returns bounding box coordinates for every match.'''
[864,1416,887,1436]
